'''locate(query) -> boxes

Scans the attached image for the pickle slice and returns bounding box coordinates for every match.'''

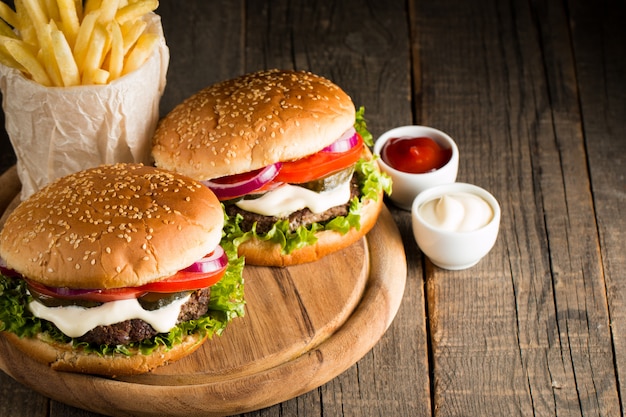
[138,291,193,311]
[296,167,355,193]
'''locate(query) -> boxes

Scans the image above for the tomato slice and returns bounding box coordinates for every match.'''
[140,268,226,293]
[24,259,227,303]
[275,134,364,184]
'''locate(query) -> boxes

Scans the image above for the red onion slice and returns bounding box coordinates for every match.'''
[48,287,101,297]
[321,128,358,153]
[183,245,227,273]
[24,277,125,298]
[202,162,282,200]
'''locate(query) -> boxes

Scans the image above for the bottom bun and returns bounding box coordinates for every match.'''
[238,193,384,267]
[2,331,207,377]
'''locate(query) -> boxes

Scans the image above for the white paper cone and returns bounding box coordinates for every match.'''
[0,13,169,200]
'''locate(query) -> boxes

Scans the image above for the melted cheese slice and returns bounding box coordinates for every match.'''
[28,293,191,338]
[235,180,352,217]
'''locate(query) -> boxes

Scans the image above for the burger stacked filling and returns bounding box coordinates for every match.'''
[0,164,245,372]
[218,117,390,256]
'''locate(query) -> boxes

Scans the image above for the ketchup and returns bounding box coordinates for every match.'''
[381,136,452,174]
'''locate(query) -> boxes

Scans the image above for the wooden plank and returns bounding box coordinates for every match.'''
[567,0,626,409]
[412,0,619,415]
[519,0,620,415]
[155,0,245,116]
[0,371,50,417]
[242,0,430,416]
[410,0,538,412]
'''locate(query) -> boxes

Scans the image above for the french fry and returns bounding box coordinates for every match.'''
[50,24,79,86]
[97,0,119,24]
[119,18,145,54]
[44,0,60,22]
[56,0,80,47]
[19,0,48,46]
[80,22,107,84]
[115,0,157,25]
[13,0,38,46]
[82,67,108,85]
[0,40,22,69]
[106,21,123,81]
[72,10,100,74]
[121,31,157,75]
[2,38,51,85]
[0,52,19,69]
[73,0,82,21]
[0,2,19,28]
[38,21,64,86]
[0,18,17,38]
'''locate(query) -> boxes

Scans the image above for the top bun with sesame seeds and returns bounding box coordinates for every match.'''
[0,163,246,376]
[152,69,356,180]
[0,163,222,289]
[151,69,390,267]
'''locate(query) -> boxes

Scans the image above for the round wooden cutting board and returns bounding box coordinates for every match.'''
[0,167,407,417]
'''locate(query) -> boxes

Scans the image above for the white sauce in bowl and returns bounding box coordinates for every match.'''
[418,192,493,232]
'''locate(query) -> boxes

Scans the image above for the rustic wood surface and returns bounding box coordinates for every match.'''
[0,0,624,416]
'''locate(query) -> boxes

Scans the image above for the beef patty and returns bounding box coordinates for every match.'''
[77,287,211,346]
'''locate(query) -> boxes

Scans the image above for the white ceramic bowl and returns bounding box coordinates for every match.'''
[411,183,501,270]
[373,125,459,210]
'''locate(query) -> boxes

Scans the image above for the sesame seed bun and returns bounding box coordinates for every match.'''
[151,69,356,180]
[0,163,223,289]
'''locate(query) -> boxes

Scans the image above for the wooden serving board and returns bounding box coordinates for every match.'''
[0,167,407,417]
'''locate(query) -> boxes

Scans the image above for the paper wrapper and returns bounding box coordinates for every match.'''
[0,13,169,200]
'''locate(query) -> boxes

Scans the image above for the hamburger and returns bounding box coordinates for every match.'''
[152,69,392,266]
[0,163,245,376]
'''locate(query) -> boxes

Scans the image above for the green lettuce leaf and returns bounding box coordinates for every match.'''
[355,106,374,146]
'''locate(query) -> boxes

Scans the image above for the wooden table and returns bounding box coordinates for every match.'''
[1,0,624,415]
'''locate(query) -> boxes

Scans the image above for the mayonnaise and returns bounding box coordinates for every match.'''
[235,180,352,217]
[418,192,493,232]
